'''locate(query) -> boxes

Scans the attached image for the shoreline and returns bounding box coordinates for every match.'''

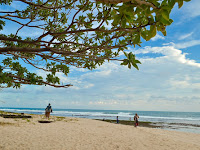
[1,110,200,133]
[98,119,200,130]
[1,111,200,150]
[96,119,163,128]
[1,110,200,134]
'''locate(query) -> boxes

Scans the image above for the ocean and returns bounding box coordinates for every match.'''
[0,107,200,133]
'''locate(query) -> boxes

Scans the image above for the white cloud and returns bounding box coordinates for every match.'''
[70,66,88,72]
[174,40,200,49]
[151,34,165,41]
[65,45,200,111]
[163,40,200,49]
[178,32,193,40]
[83,83,94,89]
[135,46,200,68]
[183,0,200,18]
[1,45,200,111]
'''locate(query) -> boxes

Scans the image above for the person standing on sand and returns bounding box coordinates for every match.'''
[134,113,139,127]
[45,103,52,119]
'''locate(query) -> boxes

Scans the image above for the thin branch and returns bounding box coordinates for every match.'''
[48,0,89,46]
[95,0,158,9]
[135,0,157,9]
[15,19,34,37]
[8,74,72,88]
[1,14,30,19]
[51,22,155,35]
[16,0,78,10]
[0,47,50,53]
[0,35,44,46]
[22,57,50,72]
[0,16,44,29]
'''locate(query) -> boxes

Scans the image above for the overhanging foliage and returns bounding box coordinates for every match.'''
[0,0,190,88]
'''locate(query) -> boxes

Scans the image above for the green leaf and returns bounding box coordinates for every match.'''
[161,10,169,21]
[121,59,129,65]
[141,30,147,40]
[112,15,121,26]
[135,60,141,64]
[0,20,5,30]
[150,25,157,38]
[160,17,172,25]
[128,63,131,69]
[121,17,126,28]
[169,0,175,7]
[132,63,139,70]
[133,34,140,44]
[142,18,149,25]
[178,0,184,8]
[161,29,167,36]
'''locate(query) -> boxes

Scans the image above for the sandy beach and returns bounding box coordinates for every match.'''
[0,114,200,150]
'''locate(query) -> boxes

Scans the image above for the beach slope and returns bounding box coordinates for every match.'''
[0,115,200,150]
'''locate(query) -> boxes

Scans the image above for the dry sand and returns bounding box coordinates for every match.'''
[0,114,200,150]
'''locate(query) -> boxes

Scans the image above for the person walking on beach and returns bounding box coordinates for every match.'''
[45,103,52,119]
[116,116,119,124]
[134,113,139,127]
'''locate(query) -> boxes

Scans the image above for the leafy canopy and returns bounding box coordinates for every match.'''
[0,0,190,88]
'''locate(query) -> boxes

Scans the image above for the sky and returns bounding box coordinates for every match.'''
[0,0,200,112]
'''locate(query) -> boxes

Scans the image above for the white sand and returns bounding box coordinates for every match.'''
[0,114,200,150]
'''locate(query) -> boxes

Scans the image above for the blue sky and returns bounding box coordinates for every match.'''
[0,0,200,112]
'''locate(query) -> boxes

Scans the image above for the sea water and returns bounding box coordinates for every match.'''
[1,107,200,133]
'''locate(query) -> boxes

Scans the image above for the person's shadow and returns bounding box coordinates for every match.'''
[38,120,53,123]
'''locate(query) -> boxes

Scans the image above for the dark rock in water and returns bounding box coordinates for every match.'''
[38,120,53,123]
[97,119,163,128]
[2,115,32,118]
